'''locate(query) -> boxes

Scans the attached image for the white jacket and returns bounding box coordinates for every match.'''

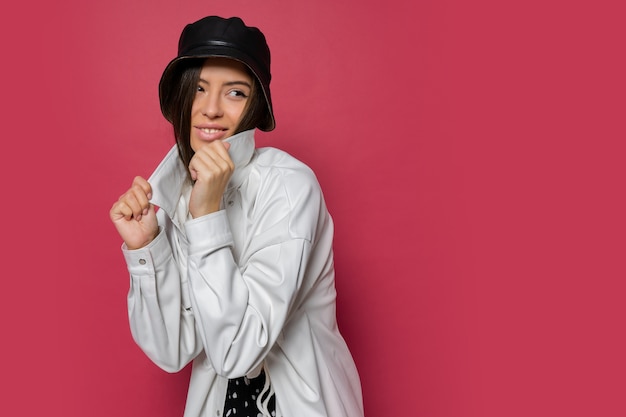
[122,130,364,417]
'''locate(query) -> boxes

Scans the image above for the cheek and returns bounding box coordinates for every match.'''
[190,100,201,117]
[230,102,248,122]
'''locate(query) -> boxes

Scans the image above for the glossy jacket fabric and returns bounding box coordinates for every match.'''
[121,130,364,417]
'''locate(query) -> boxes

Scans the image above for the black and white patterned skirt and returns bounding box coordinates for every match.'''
[223,369,276,417]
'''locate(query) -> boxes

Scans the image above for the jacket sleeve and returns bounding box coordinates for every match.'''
[124,227,204,373]
[184,173,323,378]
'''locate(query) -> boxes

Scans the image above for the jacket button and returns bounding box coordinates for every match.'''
[139,259,146,265]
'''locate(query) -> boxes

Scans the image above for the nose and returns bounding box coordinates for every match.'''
[201,92,224,119]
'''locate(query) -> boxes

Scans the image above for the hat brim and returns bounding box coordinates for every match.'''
[159,46,275,131]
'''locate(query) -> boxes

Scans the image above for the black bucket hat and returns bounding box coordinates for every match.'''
[159,16,275,131]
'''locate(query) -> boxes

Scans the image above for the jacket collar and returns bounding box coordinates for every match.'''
[148,129,256,219]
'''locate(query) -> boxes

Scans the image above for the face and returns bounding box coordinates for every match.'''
[189,58,253,152]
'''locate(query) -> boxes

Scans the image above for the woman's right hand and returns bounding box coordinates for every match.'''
[110,176,159,250]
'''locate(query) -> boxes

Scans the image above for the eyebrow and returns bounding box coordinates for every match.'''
[198,78,252,88]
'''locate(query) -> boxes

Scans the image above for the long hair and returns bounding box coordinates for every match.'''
[169,58,270,180]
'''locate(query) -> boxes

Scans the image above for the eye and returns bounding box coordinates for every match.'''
[228,89,249,99]
[196,85,205,93]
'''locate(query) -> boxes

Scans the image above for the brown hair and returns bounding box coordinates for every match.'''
[169,58,270,179]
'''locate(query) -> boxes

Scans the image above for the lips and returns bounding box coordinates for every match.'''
[194,125,228,142]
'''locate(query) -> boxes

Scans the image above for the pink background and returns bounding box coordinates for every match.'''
[2,0,625,416]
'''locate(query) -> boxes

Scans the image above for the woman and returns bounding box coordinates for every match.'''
[110,16,364,417]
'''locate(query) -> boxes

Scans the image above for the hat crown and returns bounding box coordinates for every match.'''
[177,16,270,83]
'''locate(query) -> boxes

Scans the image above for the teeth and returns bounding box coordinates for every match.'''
[201,128,221,134]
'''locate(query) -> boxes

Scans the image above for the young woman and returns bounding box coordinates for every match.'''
[110,16,364,417]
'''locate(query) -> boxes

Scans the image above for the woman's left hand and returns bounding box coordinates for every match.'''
[188,140,234,218]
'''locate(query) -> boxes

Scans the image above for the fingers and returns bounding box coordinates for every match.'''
[110,176,153,222]
[129,176,153,219]
[132,176,153,198]
[194,141,233,170]
[189,141,235,183]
